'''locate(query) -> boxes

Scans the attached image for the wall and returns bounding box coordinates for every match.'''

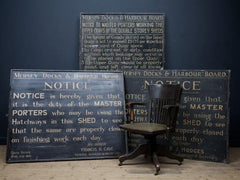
[0,0,239,146]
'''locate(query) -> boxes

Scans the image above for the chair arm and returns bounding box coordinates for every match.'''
[126,102,147,121]
[127,102,146,108]
[163,104,179,110]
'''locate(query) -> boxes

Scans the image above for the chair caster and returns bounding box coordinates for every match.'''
[154,168,160,175]
[154,164,160,175]
[178,159,183,165]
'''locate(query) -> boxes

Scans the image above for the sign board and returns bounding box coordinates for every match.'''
[7,70,126,162]
[79,13,165,70]
[124,70,230,163]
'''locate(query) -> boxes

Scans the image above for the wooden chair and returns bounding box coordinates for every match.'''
[119,84,183,175]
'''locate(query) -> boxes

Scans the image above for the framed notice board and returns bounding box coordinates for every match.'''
[79,13,165,70]
[7,70,126,162]
[124,69,230,163]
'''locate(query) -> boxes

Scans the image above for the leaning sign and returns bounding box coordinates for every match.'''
[79,13,165,70]
[124,70,230,163]
[7,70,126,162]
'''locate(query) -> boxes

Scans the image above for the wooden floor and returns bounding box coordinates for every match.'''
[0,146,239,180]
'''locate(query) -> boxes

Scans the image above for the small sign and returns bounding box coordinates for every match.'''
[124,70,230,163]
[7,70,126,162]
[79,13,165,70]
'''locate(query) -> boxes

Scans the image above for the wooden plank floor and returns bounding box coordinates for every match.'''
[0,145,239,180]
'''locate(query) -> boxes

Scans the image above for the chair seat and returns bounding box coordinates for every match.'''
[120,123,169,135]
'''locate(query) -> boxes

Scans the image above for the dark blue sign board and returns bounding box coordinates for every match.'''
[7,70,126,162]
[79,13,165,70]
[124,69,230,163]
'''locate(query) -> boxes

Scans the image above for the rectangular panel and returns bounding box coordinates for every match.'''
[79,13,165,70]
[7,70,126,162]
[124,70,230,163]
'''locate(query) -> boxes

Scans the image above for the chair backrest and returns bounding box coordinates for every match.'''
[147,84,182,130]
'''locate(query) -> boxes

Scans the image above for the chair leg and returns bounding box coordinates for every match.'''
[165,151,184,165]
[156,145,184,165]
[152,152,160,175]
[119,144,147,166]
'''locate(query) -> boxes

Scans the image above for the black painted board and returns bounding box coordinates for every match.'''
[124,70,230,163]
[7,70,126,162]
[79,13,165,70]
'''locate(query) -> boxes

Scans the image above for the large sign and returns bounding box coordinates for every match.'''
[79,13,165,70]
[7,70,126,162]
[124,70,230,163]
